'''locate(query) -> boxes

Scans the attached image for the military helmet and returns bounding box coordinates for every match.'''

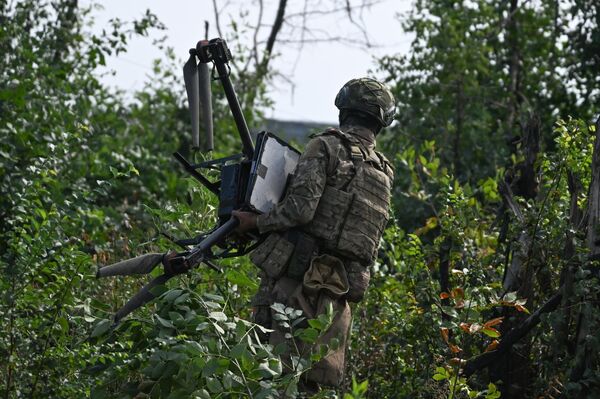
[335,78,396,127]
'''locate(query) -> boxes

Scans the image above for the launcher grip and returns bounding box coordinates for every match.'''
[182,217,240,269]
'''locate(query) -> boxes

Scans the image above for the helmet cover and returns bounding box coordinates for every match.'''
[335,78,396,127]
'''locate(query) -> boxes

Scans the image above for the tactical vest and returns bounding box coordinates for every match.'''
[302,129,393,264]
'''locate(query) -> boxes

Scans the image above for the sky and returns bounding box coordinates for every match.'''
[86,0,413,124]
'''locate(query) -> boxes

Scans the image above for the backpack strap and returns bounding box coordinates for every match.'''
[316,128,393,177]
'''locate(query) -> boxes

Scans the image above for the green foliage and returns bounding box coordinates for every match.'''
[380,0,600,190]
[348,115,599,397]
[0,2,347,397]
[2,0,600,398]
[0,1,173,395]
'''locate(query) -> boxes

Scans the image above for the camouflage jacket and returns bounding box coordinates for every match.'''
[256,124,393,241]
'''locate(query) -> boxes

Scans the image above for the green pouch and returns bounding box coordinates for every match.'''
[250,232,295,279]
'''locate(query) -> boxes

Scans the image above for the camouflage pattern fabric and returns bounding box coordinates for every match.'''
[335,78,396,127]
[252,125,393,388]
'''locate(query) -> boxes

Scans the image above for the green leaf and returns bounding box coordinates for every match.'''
[58,316,69,333]
[163,289,183,302]
[273,342,289,356]
[168,311,184,322]
[284,379,298,397]
[205,377,223,393]
[91,319,111,337]
[230,343,247,359]
[481,327,500,338]
[174,293,190,305]
[295,327,319,343]
[257,362,279,377]
[150,284,169,297]
[155,314,175,329]
[308,318,324,330]
[271,302,286,314]
[226,269,258,289]
[208,311,227,322]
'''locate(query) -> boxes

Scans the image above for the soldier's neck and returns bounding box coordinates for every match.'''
[340,124,377,145]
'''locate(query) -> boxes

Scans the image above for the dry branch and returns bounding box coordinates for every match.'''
[462,289,563,377]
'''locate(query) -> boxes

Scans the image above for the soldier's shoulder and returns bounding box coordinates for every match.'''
[309,128,356,147]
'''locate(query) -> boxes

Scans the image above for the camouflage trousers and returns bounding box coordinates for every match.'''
[252,254,366,388]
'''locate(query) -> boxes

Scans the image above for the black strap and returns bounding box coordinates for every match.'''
[285,229,318,280]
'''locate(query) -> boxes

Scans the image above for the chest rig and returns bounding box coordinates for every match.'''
[303,128,393,264]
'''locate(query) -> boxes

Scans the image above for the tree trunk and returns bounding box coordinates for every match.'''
[453,76,464,177]
[505,0,521,148]
[463,289,563,377]
[568,118,600,390]
[493,114,541,398]
[553,171,584,356]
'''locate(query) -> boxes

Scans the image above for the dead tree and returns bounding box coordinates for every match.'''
[552,170,585,357]
[490,114,541,397]
[568,118,600,389]
[464,118,600,398]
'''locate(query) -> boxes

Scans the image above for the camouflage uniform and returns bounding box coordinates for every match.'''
[250,123,394,387]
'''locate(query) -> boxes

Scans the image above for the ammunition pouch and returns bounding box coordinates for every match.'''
[250,230,318,281]
[250,233,295,279]
[303,185,389,265]
[345,261,370,302]
[286,230,318,280]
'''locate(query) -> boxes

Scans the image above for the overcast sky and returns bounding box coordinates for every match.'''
[86,0,413,124]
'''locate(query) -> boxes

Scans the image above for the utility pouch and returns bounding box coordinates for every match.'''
[303,254,349,299]
[250,232,295,279]
[345,261,370,303]
[286,230,318,281]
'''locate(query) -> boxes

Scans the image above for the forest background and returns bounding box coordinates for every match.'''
[1,0,600,398]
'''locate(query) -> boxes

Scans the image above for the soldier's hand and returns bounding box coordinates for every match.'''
[232,210,258,233]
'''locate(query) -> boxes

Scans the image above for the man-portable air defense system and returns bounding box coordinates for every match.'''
[96,38,300,325]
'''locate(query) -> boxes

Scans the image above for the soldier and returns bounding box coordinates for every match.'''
[233,77,395,392]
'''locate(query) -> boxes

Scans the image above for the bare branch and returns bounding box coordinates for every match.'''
[253,0,264,69]
[283,0,382,20]
[345,0,372,47]
[290,0,309,75]
[211,0,225,40]
[261,0,288,72]
[258,36,382,48]
[462,289,563,377]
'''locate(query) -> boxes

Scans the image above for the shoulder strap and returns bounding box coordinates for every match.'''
[329,129,366,190]
[312,128,364,174]
[326,128,365,161]
[319,128,393,174]
[314,128,360,143]
[375,150,395,177]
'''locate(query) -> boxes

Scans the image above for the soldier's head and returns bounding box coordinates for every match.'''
[335,77,396,135]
